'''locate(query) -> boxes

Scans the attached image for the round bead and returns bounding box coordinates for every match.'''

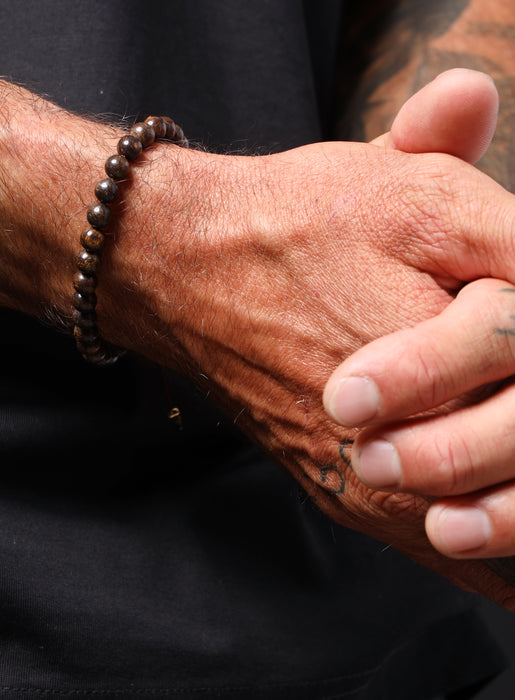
[77,339,103,357]
[131,122,155,148]
[105,154,130,180]
[73,271,97,294]
[95,178,120,204]
[76,250,100,275]
[145,116,166,139]
[73,325,98,344]
[162,116,178,140]
[72,308,97,329]
[87,202,112,229]
[72,291,97,313]
[117,134,142,161]
[81,227,105,253]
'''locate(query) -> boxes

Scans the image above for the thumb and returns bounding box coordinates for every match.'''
[371,68,499,164]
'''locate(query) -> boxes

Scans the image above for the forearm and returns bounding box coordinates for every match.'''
[0,80,193,364]
[336,0,515,188]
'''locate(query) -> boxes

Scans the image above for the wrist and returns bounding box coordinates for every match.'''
[0,81,121,323]
[0,80,193,369]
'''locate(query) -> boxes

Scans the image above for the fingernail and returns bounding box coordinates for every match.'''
[354,439,401,489]
[430,506,492,554]
[326,377,380,426]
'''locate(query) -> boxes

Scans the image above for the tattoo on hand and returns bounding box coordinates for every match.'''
[339,439,354,470]
[494,288,515,337]
[319,464,345,496]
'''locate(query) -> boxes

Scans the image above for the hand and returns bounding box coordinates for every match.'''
[323,71,515,563]
[2,73,515,608]
[125,70,515,607]
[323,273,515,557]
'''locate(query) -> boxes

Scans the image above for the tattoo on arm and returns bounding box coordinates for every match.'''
[333,0,469,141]
[334,0,515,190]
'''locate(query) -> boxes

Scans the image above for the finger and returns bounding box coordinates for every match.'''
[323,278,515,428]
[426,482,515,559]
[350,380,515,495]
[371,68,498,164]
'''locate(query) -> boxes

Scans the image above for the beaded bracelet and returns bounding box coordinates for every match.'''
[72,115,188,366]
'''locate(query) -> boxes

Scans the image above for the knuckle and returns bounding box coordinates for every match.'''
[380,153,459,250]
[428,430,475,496]
[380,153,495,273]
[405,339,450,410]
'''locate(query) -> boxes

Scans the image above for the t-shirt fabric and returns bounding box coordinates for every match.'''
[0,1,506,698]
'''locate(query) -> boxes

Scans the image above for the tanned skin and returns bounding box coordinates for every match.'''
[2,4,515,609]
[331,0,515,584]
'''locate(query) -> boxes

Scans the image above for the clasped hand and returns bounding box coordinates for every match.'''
[2,70,514,608]
[325,69,515,565]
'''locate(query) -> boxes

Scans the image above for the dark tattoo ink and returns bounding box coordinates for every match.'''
[494,289,515,336]
[467,21,515,42]
[339,438,354,470]
[333,0,469,141]
[495,316,515,337]
[319,464,345,496]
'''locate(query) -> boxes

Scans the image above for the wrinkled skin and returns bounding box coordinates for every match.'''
[1,74,515,609]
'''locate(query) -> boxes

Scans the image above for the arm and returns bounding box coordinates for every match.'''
[335,0,515,189]
[3,78,515,608]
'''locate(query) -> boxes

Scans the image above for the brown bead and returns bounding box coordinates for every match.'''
[81,227,105,252]
[162,117,188,146]
[145,116,166,139]
[73,271,97,294]
[117,134,142,161]
[72,308,97,329]
[162,116,178,140]
[131,122,155,148]
[72,291,97,313]
[77,339,103,357]
[87,202,112,229]
[95,178,120,204]
[76,249,99,275]
[73,325,98,344]
[105,154,130,180]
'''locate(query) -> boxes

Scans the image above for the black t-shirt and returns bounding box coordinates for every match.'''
[0,1,506,698]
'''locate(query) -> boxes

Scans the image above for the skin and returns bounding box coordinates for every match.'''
[3,69,515,611]
[324,0,515,582]
[335,0,515,190]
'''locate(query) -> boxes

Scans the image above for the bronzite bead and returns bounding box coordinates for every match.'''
[73,325,97,344]
[73,271,97,294]
[117,134,142,161]
[105,154,130,180]
[95,178,120,204]
[144,116,166,139]
[77,250,99,275]
[131,122,155,148]
[74,114,188,366]
[72,291,97,314]
[162,116,187,146]
[87,202,112,229]
[72,308,97,330]
[76,339,102,358]
[81,227,105,253]
[162,116,177,139]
